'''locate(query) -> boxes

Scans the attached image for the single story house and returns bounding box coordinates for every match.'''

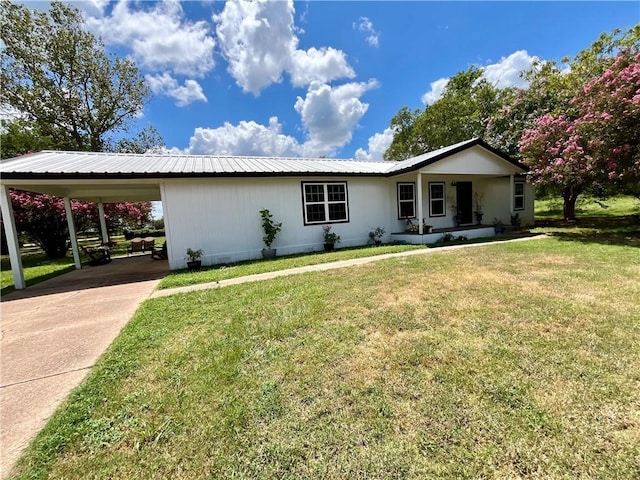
[0,138,533,289]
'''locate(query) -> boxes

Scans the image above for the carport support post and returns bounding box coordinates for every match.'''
[98,202,109,244]
[64,197,82,270]
[416,172,423,234]
[0,185,26,289]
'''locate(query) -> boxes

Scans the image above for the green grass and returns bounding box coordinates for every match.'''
[159,244,426,289]
[11,236,640,479]
[535,194,640,218]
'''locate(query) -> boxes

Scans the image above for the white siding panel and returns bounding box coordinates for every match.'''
[421,147,521,176]
[163,177,392,268]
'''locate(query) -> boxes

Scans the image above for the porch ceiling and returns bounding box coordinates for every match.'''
[1,179,161,202]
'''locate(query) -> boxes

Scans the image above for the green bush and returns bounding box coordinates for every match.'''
[123,228,165,240]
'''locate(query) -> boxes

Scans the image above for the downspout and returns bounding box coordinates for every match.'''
[0,185,26,289]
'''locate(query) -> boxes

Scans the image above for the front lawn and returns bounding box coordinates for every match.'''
[12,237,640,479]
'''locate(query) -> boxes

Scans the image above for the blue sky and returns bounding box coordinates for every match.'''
[36,1,640,159]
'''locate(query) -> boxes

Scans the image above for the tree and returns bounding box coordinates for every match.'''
[0,119,56,159]
[9,190,152,259]
[520,49,640,220]
[384,67,505,160]
[0,1,149,152]
[108,126,166,154]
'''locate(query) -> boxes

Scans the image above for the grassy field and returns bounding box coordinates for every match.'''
[11,235,640,479]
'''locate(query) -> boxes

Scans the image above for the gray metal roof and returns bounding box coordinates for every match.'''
[0,138,527,180]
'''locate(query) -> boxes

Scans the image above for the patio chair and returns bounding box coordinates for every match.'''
[151,241,168,260]
[127,237,144,256]
[142,237,155,253]
[81,245,111,266]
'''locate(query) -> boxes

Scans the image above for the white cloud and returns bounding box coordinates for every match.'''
[295,80,379,157]
[214,0,354,95]
[290,47,355,88]
[421,77,450,105]
[145,73,207,107]
[421,50,538,105]
[86,0,216,77]
[354,16,380,47]
[185,116,301,156]
[355,127,395,161]
[482,50,537,89]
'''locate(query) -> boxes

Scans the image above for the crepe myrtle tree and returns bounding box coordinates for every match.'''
[7,190,151,259]
[520,49,640,220]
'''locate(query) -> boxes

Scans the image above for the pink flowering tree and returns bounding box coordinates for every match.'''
[8,190,151,259]
[520,50,640,220]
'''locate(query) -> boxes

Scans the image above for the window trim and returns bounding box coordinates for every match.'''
[514,181,525,211]
[397,182,416,219]
[428,182,446,217]
[301,181,350,225]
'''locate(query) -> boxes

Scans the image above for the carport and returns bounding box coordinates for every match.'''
[0,151,169,289]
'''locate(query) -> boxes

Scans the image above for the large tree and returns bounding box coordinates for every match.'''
[384,67,506,160]
[0,0,149,151]
[520,49,640,220]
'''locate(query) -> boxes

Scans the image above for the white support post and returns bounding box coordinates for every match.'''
[98,202,109,244]
[159,182,174,269]
[0,185,26,289]
[509,173,515,213]
[416,172,423,235]
[64,197,82,270]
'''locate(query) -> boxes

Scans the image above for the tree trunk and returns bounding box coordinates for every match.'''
[562,186,581,221]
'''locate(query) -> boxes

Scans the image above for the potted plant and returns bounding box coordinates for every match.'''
[322,225,340,251]
[260,209,282,259]
[492,218,505,234]
[510,212,521,229]
[368,226,386,245]
[474,192,484,225]
[185,248,203,271]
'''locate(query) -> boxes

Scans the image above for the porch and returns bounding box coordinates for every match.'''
[391,224,496,245]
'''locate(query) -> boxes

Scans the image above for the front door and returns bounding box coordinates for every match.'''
[456,182,473,224]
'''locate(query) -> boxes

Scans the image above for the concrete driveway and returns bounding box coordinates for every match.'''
[0,255,168,478]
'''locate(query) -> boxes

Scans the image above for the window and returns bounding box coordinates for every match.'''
[397,183,415,219]
[514,181,525,210]
[302,182,349,224]
[429,182,445,217]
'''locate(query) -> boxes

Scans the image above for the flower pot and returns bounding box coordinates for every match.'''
[494,225,505,234]
[261,248,277,259]
[323,243,334,251]
[187,260,201,271]
[475,212,484,224]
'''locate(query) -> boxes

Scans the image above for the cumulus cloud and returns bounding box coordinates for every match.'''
[214,0,354,95]
[421,77,450,105]
[421,50,538,104]
[482,50,538,89]
[355,127,395,161]
[185,116,301,156]
[145,73,207,107]
[295,80,379,157]
[86,0,216,78]
[353,16,380,47]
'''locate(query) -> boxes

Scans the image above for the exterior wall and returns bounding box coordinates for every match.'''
[161,176,393,269]
[389,173,535,233]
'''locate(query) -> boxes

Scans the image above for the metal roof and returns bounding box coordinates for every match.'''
[0,138,527,180]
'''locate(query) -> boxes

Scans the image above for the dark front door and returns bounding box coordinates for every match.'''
[456,182,473,224]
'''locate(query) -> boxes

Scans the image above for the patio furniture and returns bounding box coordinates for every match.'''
[142,237,155,252]
[81,245,111,266]
[127,237,144,255]
[151,242,168,260]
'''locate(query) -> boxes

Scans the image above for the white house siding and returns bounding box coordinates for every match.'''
[161,176,392,269]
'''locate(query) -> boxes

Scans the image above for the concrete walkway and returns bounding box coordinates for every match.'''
[0,234,545,478]
[0,256,168,478]
[152,235,546,299]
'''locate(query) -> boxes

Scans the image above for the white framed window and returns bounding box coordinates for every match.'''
[514,181,525,210]
[397,182,416,219]
[429,182,446,217]
[302,182,349,225]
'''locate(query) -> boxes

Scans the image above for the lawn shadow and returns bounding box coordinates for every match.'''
[534,216,640,248]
